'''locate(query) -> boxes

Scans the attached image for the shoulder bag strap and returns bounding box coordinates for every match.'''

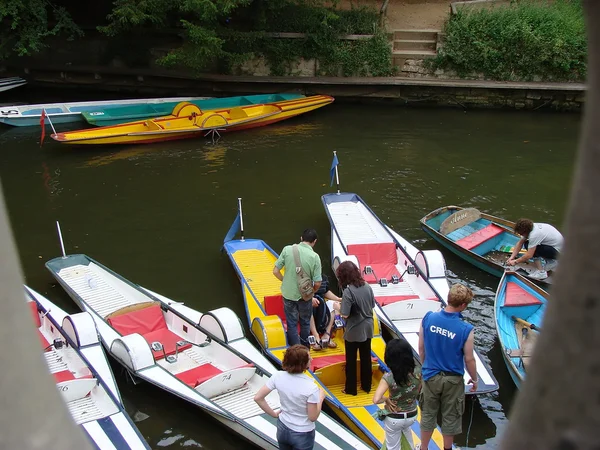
[292,244,302,274]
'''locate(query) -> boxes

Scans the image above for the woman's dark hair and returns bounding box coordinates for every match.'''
[384,338,415,386]
[335,260,365,288]
[282,344,310,374]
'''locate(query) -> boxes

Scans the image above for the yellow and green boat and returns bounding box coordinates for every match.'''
[52,95,333,145]
[223,234,448,449]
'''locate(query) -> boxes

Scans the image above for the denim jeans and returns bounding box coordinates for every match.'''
[283,298,312,347]
[276,419,316,450]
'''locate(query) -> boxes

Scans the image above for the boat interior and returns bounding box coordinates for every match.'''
[327,199,442,327]
[498,276,544,377]
[426,208,521,259]
[29,301,119,424]
[54,261,280,419]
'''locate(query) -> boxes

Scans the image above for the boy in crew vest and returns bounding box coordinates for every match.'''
[417,284,477,450]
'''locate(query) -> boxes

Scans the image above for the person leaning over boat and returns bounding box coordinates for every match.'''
[309,274,340,351]
[507,218,564,280]
[335,260,376,396]
[273,229,322,347]
[373,338,421,450]
[417,283,477,450]
[254,345,326,450]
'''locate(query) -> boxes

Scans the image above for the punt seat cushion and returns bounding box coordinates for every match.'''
[107,304,191,359]
[176,363,223,388]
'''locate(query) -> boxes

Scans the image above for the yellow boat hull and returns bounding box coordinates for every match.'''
[51,95,334,145]
[223,240,447,450]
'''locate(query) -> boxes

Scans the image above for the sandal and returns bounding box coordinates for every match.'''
[311,342,323,351]
[321,332,338,348]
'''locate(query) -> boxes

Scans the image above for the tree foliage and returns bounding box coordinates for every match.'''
[99,0,393,77]
[0,0,82,60]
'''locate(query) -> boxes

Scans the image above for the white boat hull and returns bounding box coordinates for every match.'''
[25,286,149,449]
[322,192,499,394]
[46,254,368,449]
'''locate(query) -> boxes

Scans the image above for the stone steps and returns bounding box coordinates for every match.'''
[393,39,437,52]
[390,29,441,71]
[393,29,439,41]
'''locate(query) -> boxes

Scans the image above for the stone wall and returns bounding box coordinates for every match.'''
[3,64,584,112]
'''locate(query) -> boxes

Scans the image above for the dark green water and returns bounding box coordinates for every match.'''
[0,95,580,449]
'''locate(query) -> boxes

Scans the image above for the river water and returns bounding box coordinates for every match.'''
[0,91,580,449]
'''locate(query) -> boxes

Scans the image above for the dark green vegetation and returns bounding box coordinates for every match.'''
[104,0,394,77]
[431,0,586,81]
[0,0,393,77]
[0,0,82,59]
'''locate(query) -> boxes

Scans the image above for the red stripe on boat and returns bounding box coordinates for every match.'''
[455,224,504,250]
[504,282,543,307]
[376,295,421,307]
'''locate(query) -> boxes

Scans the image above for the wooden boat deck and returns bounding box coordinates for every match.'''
[57,264,147,317]
[212,384,278,420]
[328,201,392,244]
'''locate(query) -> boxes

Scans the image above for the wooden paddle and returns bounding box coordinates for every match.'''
[511,316,542,332]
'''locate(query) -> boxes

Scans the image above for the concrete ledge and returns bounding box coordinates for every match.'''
[4,64,586,111]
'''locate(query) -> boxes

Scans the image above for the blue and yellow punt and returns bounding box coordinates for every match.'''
[223,237,447,449]
[494,271,547,388]
[421,206,554,284]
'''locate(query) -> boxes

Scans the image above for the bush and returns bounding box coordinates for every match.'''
[218,2,392,77]
[432,0,586,81]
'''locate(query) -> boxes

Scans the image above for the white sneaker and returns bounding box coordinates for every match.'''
[528,269,548,280]
[414,445,421,450]
[543,259,558,272]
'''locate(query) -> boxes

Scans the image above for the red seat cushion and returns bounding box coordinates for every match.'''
[375,295,421,307]
[310,354,346,371]
[108,304,166,336]
[264,295,285,320]
[29,302,42,328]
[363,263,401,283]
[54,370,76,383]
[347,243,398,265]
[504,282,543,307]
[455,224,504,251]
[175,364,223,388]
[142,328,192,360]
[310,355,378,372]
[263,294,302,332]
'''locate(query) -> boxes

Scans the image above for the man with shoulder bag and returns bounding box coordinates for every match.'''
[273,229,322,347]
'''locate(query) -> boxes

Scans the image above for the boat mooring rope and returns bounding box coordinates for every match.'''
[465,395,476,448]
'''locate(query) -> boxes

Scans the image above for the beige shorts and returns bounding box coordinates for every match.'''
[419,372,465,435]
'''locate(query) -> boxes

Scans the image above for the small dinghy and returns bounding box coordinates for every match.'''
[45,253,368,450]
[0,76,27,93]
[420,206,557,284]
[322,193,498,395]
[494,271,546,387]
[0,96,206,127]
[25,286,149,449]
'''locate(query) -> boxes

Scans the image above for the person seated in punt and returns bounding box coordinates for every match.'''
[309,274,340,351]
[507,218,564,280]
